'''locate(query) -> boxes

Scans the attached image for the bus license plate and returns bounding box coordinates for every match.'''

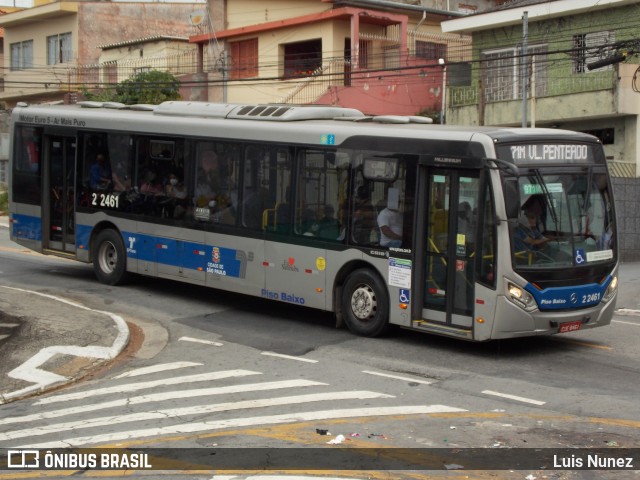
[558,321,582,333]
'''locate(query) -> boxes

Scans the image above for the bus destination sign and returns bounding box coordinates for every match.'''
[499,144,595,164]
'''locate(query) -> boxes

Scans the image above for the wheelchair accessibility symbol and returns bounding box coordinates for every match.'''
[574,249,586,265]
[399,289,410,304]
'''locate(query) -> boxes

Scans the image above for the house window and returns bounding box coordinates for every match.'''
[480,44,547,102]
[47,32,72,65]
[283,39,321,78]
[573,31,615,73]
[229,38,258,79]
[359,40,371,69]
[10,40,33,70]
[415,41,446,60]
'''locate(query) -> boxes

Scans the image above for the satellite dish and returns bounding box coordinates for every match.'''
[189,10,207,27]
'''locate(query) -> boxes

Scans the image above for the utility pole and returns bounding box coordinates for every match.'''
[521,11,528,128]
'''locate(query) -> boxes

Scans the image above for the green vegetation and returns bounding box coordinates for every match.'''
[0,190,7,215]
[82,70,181,105]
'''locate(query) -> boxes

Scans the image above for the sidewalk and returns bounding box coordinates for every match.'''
[0,215,129,403]
[0,285,129,404]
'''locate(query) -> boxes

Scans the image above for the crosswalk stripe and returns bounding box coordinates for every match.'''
[21,405,467,448]
[33,369,261,405]
[0,379,327,426]
[1,391,393,442]
[112,362,203,379]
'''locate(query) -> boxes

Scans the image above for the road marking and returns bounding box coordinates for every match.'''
[613,318,640,325]
[179,336,224,347]
[0,323,21,328]
[0,286,129,404]
[261,351,318,363]
[33,369,261,405]
[1,379,326,426]
[362,370,433,385]
[481,390,546,406]
[614,309,640,317]
[22,405,467,448]
[1,391,393,442]
[112,362,203,379]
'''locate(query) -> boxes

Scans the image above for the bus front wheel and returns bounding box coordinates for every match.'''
[92,229,129,285]
[342,269,390,337]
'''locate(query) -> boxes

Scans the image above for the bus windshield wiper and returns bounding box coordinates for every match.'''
[533,169,558,225]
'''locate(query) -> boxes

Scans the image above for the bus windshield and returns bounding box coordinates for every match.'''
[510,170,615,268]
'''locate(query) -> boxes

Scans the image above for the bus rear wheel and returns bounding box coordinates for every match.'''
[92,229,129,285]
[342,269,390,337]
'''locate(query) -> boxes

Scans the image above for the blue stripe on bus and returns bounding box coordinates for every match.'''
[525,277,612,310]
[11,213,43,241]
[119,230,243,278]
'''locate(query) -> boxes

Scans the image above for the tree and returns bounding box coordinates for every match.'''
[83,70,181,105]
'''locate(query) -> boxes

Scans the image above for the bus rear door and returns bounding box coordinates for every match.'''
[417,168,480,334]
[44,135,77,254]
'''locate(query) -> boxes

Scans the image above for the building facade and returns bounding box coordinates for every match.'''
[0,1,205,108]
[443,0,640,260]
[191,0,485,116]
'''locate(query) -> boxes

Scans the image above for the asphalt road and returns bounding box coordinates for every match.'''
[1,219,640,479]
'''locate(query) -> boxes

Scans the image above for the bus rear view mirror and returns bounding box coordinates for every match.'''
[504,178,521,219]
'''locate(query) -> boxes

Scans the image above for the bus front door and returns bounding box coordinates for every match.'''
[45,136,76,254]
[420,170,479,331]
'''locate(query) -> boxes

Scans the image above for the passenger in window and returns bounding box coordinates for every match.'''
[139,170,163,195]
[112,160,131,192]
[90,153,112,191]
[20,128,40,172]
[352,185,377,244]
[377,202,403,248]
[317,204,341,239]
[301,209,319,236]
[165,172,188,219]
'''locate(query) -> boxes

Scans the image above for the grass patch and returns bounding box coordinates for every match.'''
[0,190,7,214]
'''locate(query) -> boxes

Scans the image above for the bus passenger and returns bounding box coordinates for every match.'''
[165,173,188,219]
[112,161,131,192]
[140,170,163,195]
[90,153,112,191]
[317,204,341,239]
[352,185,377,244]
[377,204,403,248]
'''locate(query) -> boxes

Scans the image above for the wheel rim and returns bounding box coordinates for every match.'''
[350,283,377,321]
[98,241,117,274]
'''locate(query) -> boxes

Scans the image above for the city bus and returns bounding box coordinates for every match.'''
[8,101,618,340]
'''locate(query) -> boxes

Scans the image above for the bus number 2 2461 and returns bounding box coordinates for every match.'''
[91,193,120,209]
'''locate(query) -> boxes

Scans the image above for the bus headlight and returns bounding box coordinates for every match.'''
[602,275,618,303]
[506,281,536,311]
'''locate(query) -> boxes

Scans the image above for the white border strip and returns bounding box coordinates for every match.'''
[261,351,318,363]
[179,336,223,347]
[363,370,433,385]
[482,390,546,406]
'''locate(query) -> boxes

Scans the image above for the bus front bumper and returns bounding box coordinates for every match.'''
[490,294,617,340]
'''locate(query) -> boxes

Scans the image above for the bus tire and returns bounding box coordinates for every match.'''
[92,229,129,285]
[342,269,390,337]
